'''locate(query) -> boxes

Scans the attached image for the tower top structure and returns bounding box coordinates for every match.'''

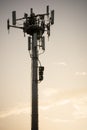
[7,5,54,39]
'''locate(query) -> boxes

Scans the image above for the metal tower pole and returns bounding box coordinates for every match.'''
[7,6,54,130]
[31,33,38,130]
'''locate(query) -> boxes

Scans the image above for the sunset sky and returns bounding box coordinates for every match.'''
[0,0,87,130]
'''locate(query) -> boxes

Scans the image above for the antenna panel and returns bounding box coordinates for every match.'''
[47,23,50,37]
[42,36,45,50]
[28,37,31,50]
[7,19,10,30]
[30,8,33,15]
[46,5,49,15]
[24,13,28,18]
[12,11,16,25]
[51,10,54,25]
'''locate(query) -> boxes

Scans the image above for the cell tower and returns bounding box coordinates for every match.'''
[7,5,54,130]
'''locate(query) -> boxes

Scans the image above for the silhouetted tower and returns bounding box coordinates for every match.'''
[7,6,54,130]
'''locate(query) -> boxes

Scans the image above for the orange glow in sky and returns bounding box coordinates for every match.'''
[0,0,87,130]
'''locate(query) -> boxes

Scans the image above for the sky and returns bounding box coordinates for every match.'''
[0,0,87,130]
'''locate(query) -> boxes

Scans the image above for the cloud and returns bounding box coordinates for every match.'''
[45,116,71,123]
[53,62,67,67]
[40,89,87,122]
[58,62,67,66]
[42,87,58,97]
[75,72,87,76]
[73,96,87,119]
[58,99,71,105]
[50,118,72,123]
[0,106,30,118]
[0,87,87,123]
